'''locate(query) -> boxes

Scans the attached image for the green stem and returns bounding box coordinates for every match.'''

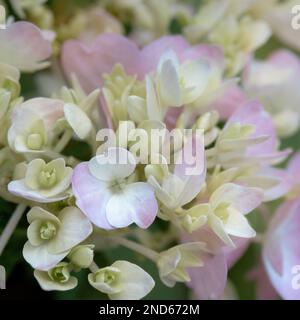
[89,261,99,273]
[0,203,27,256]
[54,130,73,153]
[112,237,159,262]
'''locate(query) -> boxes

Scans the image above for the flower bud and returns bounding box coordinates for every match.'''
[68,245,94,269]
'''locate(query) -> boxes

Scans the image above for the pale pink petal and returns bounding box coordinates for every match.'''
[259,167,293,202]
[213,84,246,119]
[183,230,248,299]
[288,151,300,182]
[72,163,113,230]
[263,199,300,299]
[61,33,140,92]
[211,183,263,215]
[182,44,224,69]
[227,100,276,153]
[140,35,189,75]
[224,237,250,268]
[266,6,300,52]
[227,100,289,163]
[188,252,227,300]
[17,98,64,130]
[106,182,158,229]
[164,107,183,130]
[247,262,279,300]
[268,50,300,74]
[174,134,206,207]
[0,22,52,72]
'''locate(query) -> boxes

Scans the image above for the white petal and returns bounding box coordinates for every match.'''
[146,75,162,121]
[8,180,69,203]
[27,206,60,224]
[48,207,93,254]
[208,214,234,247]
[88,147,136,181]
[110,261,155,300]
[210,183,263,214]
[224,207,256,238]
[158,51,182,107]
[106,182,158,229]
[180,59,210,104]
[64,103,92,139]
[34,270,78,291]
[23,242,68,271]
[127,95,147,123]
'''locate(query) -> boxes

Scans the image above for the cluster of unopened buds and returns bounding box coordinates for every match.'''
[1,0,300,300]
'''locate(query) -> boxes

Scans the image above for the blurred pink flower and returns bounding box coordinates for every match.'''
[0,21,52,72]
[61,33,223,93]
[183,228,249,300]
[263,197,300,300]
[243,50,300,137]
[226,100,290,165]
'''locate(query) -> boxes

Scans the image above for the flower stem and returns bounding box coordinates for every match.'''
[112,237,159,262]
[89,261,99,273]
[54,130,73,153]
[0,203,27,256]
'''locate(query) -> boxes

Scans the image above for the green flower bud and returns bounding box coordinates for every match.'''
[34,262,78,291]
[68,245,94,269]
[48,262,70,283]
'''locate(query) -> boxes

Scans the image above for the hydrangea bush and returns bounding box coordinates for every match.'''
[1,0,300,300]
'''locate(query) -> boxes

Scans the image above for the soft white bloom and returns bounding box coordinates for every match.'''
[23,206,93,270]
[8,158,72,203]
[8,98,64,154]
[156,50,211,107]
[157,242,206,287]
[189,183,263,246]
[147,135,206,210]
[34,262,78,291]
[63,103,93,139]
[72,147,158,229]
[88,260,155,300]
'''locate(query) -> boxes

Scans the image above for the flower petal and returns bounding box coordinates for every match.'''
[23,242,68,271]
[72,162,113,229]
[62,33,140,92]
[106,182,158,229]
[64,103,92,139]
[34,270,78,291]
[187,252,228,300]
[8,180,69,203]
[110,261,155,300]
[211,183,263,215]
[88,148,136,182]
[48,207,93,254]
[0,22,52,72]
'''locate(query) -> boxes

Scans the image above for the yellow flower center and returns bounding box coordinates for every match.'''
[39,169,57,188]
[40,221,57,240]
[27,133,43,150]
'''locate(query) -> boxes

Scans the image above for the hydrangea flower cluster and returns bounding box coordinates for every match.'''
[0,0,300,300]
